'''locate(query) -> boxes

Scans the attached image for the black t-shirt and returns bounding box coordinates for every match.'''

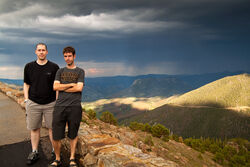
[54,67,85,107]
[24,61,59,104]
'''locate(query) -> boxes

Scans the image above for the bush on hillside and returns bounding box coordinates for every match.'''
[209,143,221,154]
[229,155,246,166]
[184,137,250,166]
[129,121,144,131]
[128,122,170,141]
[222,145,237,161]
[179,136,184,143]
[171,134,184,143]
[161,135,170,142]
[143,123,152,133]
[87,109,96,120]
[151,123,170,138]
[100,111,117,125]
[172,134,180,142]
[213,152,224,165]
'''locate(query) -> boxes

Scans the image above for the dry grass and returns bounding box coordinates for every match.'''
[168,74,250,109]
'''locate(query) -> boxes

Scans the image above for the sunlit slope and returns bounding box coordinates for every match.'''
[120,104,250,139]
[169,74,250,108]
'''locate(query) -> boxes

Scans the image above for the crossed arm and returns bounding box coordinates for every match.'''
[53,80,84,92]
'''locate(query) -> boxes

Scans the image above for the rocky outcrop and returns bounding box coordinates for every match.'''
[62,115,179,167]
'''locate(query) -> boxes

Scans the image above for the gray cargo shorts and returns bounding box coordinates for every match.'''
[25,99,56,130]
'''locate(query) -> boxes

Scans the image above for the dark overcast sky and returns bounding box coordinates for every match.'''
[0,0,249,79]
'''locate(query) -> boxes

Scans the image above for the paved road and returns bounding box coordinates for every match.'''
[0,136,54,167]
[0,91,30,145]
[0,92,54,166]
[0,92,80,167]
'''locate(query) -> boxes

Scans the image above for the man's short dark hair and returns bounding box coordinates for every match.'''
[63,46,75,55]
[36,43,47,50]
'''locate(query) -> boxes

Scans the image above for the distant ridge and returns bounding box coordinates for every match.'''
[111,77,192,98]
[1,71,249,101]
[169,73,250,108]
[83,71,248,101]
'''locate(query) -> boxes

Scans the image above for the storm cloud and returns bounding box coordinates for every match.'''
[0,0,249,78]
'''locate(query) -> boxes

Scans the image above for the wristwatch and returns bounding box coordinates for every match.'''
[24,99,28,103]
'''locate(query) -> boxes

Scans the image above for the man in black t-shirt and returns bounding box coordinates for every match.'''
[23,43,59,165]
[49,46,85,167]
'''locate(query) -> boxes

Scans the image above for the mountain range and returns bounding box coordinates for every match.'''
[84,71,248,101]
[83,73,250,140]
[0,71,248,102]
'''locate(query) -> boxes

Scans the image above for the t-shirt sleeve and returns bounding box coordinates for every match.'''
[77,69,85,85]
[55,68,62,82]
[23,64,30,84]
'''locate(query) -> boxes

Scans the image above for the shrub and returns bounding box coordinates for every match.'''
[179,136,184,143]
[184,138,193,147]
[161,135,170,142]
[151,123,170,138]
[129,122,144,131]
[213,152,224,165]
[143,123,152,133]
[203,138,212,151]
[230,155,246,166]
[172,134,179,142]
[144,135,154,146]
[100,111,117,125]
[87,109,96,120]
[222,145,237,161]
[209,143,221,154]
[183,137,250,167]
[81,119,88,125]
[246,151,250,163]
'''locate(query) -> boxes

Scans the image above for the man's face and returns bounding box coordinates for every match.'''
[64,52,75,66]
[35,45,48,61]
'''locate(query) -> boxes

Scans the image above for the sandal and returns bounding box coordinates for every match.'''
[48,160,62,167]
[69,159,78,167]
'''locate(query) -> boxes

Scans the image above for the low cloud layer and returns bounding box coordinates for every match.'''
[0,66,23,79]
